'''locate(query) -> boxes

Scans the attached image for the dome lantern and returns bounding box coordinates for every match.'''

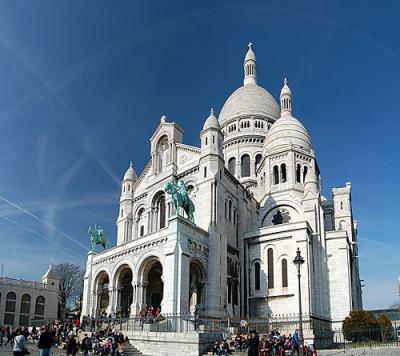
[280,77,293,115]
[202,107,220,131]
[123,162,137,182]
[243,42,257,86]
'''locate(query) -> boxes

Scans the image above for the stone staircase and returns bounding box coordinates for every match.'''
[124,341,144,355]
[93,341,144,355]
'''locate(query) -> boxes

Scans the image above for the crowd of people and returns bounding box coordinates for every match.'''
[212,329,317,356]
[0,320,127,356]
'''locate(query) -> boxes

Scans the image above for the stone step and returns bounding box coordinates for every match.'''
[124,341,144,355]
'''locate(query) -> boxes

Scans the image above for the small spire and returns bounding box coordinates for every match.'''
[243,42,257,85]
[210,107,214,116]
[280,77,292,115]
[129,161,133,168]
[160,115,166,123]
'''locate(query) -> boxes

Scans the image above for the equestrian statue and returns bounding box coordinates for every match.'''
[88,224,110,251]
[165,180,195,223]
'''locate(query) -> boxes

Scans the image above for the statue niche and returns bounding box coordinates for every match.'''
[157,136,169,173]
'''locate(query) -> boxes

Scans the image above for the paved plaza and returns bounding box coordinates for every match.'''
[0,343,67,356]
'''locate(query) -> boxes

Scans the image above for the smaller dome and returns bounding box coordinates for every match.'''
[244,44,256,62]
[280,78,292,97]
[42,264,60,281]
[203,108,220,131]
[264,115,312,153]
[123,162,137,181]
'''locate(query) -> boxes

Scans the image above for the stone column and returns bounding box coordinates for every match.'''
[106,286,114,316]
[81,251,97,318]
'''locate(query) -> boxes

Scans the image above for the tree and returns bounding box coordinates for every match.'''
[377,314,394,341]
[342,310,380,341]
[55,262,85,318]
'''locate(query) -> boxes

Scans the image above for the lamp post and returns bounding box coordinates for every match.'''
[293,247,305,356]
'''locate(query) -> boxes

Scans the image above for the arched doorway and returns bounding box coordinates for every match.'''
[115,266,133,316]
[189,260,206,313]
[140,258,163,310]
[95,271,110,316]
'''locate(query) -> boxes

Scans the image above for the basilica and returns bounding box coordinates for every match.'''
[81,43,362,340]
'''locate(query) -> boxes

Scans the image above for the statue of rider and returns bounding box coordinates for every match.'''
[177,181,190,209]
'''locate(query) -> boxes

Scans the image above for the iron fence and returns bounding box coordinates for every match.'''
[78,314,400,350]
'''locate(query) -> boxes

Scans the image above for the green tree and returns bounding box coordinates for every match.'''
[377,314,394,341]
[342,310,380,341]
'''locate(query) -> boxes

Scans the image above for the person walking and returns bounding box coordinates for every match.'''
[80,333,91,356]
[13,328,28,356]
[247,330,259,356]
[66,335,78,356]
[292,329,300,356]
[0,326,4,347]
[38,325,53,356]
[5,327,14,347]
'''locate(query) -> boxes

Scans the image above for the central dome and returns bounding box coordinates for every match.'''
[219,84,280,125]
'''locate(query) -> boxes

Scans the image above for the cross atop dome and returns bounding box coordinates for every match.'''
[248,41,252,49]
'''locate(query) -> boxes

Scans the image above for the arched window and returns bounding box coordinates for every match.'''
[157,136,169,173]
[254,262,260,291]
[204,167,207,178]
[232,280,238,305]
[227,280,232,304]
[158,196,166,229]
[136,208,145,237]
[4,292,16,325]
[303,166,308,183]
[241,154,250,177]
[34,296,45,320]
[19,294,31,326]
[255,154,262,176]
[296,164,301,183]
[267,248,274,289]
[228,157,236,176]
[205,137,208,145]
[273,166,279,185]
[281,163,287,182]
[282,259,288,288]
[228,200,232,222]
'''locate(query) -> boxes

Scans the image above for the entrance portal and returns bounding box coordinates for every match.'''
[143,260,163,310]
[117,267,133,316]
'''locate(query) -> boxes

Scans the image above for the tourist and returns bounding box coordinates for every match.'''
[75,318,80,331]
[38,325,53,356]
[13,328,28,356]
[5,327,14,347]
[259,335,271,356]
[234,332,242,351]
[292,329,300,356]
[66,335,78,356]
[247,330,259,356]
[80,333,91,356]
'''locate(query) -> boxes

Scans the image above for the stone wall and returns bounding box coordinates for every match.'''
[127,331,223,356]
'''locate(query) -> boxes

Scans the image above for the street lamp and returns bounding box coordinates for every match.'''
[293,248,305,356]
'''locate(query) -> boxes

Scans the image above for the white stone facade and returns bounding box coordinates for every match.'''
[82,43,362,338]
[0,265,59,326]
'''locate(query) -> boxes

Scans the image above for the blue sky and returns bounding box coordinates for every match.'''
[0,1,398,310]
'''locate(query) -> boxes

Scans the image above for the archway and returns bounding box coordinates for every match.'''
[95,271,110,315]
[115,266,133,316]
[189,260,206,313]
[140,258,163,310]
